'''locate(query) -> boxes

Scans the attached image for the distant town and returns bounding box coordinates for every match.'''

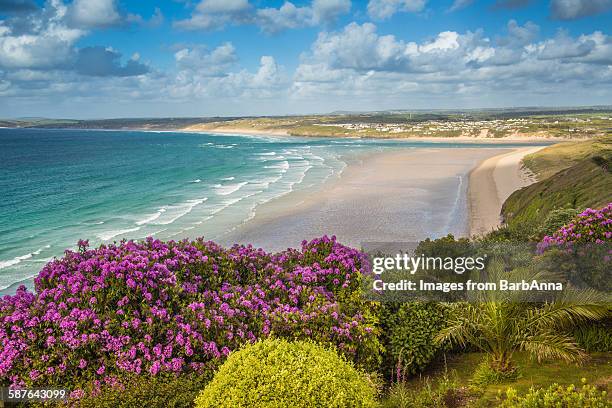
[3,106,612,140]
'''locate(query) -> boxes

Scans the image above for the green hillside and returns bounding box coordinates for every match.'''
[522,137,612,180]
[501,138,611,234]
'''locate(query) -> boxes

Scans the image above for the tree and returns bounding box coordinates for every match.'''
[434,260,610,373]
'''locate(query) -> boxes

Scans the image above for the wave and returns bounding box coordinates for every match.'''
[135,208,167,225]
[191,179,202,183]
[221,176,235,181]
[0,244,52,269]
[264,160,289,172]
[257,151,276,156]
[215,182,248,196]
[154,198,208,225]
[98,227,141,241]
[250,174,283,189]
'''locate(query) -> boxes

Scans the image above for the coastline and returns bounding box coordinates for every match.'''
[468,146,546,236]
[218,146,516,251]
[181,124,579,143]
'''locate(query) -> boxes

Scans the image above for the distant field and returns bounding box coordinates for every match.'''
[4,108,612,139]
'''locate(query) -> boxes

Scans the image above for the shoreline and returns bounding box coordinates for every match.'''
[218,146,517,251]
[2,125,582,144]
[0,139,551,296]
[468,146,546,236]
[180,125,580,143]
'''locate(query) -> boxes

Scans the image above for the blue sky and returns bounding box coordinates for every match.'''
[1,0,611,118]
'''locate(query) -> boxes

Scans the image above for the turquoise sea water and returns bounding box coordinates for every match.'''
[0,128,547,292]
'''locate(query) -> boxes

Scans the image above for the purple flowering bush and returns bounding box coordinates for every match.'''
[537,202,612,291]
[538,202,612,249]
[0,236,381,397]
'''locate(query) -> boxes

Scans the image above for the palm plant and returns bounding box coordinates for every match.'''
[434,260,610,373]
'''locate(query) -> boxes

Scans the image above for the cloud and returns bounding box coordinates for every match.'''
[498,19,539,46]
[127,7,165,28]
[167,44,287,100]
[174,43,238,76]
[68,0,121,28]
[293,21,612,105]
[174,0,252,30]
[0,0,37,13]
[550,0,612,20]
[0,0,85,69]
[366,0,426,20]
[176,0,351,32]
[312,0,352,23]
[256,3,314,33]
[255,0,350,33]
[449,0,474,12]
[74,46,149,77]
[0,0,148,78]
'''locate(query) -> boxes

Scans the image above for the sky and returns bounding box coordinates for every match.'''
[0,0,611,118]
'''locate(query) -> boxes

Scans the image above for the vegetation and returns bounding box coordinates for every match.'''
[66,373,210,408]
[573,321,612,353]
[497,379,608,407]
[381,371,468,408]
[502,140,611,237]
[0,134,609,406]
[4,108,611,139]
[521,138,612,180]
[194,338,379,408]
[0,236,381,396]
[435,291,609,375]
[380,302,449,380]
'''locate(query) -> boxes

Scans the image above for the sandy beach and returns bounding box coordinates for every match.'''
[219,147,516,251]
[468,146,546,236]
[182,124,579,143]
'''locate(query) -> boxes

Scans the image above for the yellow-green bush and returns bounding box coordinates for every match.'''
[194,338,379,408]
[497,379,608,407]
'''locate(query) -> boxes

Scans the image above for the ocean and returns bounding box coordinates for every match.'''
[0,128,544,293]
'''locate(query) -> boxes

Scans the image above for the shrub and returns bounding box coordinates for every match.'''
[471,360,520,386]
[537,203,612,291]
[381,371,466,408]
[497,379,608,407]
[539,203,612,248]
[67,372,210,408]
[0,236,381,398]
[380,302,448,380]
[537,208,579,238]
[194,338,379,408]
[573,320,612,352]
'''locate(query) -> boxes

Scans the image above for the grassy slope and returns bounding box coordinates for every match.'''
[501,137,612,229]
[406,352,612,406]
[522,138,612,180]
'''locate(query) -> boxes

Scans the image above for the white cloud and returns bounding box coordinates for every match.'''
[176,0,351,32]
[68,0,121,28]
[167,43,287,100]
[537,30,595,60]
[0,0,84,69]
[174,43,238,76]
[550,0,612,20]
[256,3,313,33]
[293,21,612,105]
[174,0,252,30]
[367,0,426,20]
[312,0,351,23]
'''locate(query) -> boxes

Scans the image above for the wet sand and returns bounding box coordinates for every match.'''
[219,147,511,251]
